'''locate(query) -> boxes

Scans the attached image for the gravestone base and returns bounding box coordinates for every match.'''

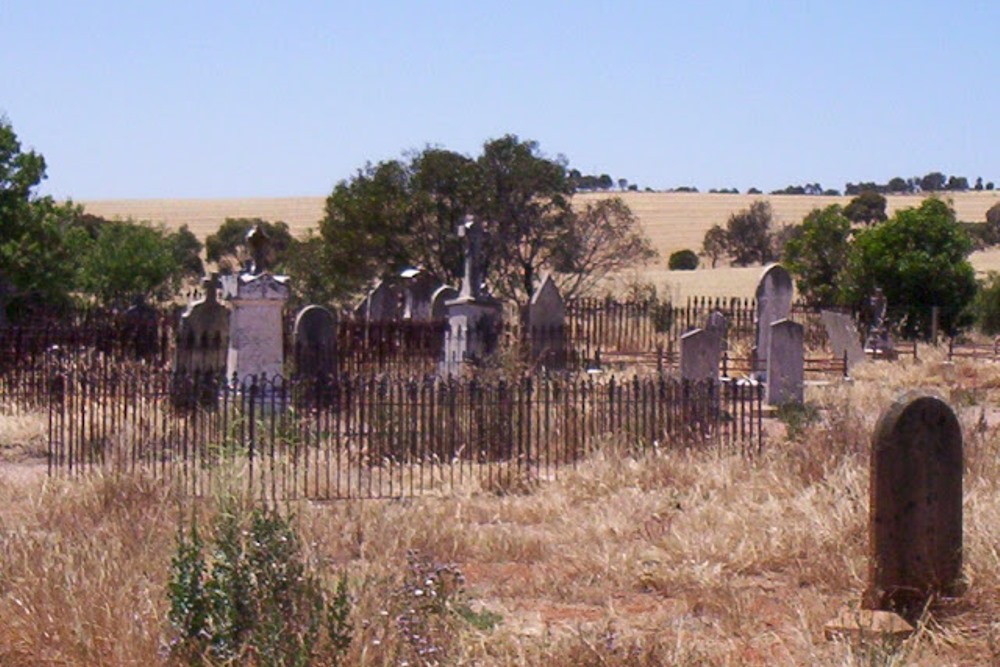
[440,298,503,377]
[824,608,914,642]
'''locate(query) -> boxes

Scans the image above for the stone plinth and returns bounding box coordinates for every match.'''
[224,273,290,381]
[440,297,503,376]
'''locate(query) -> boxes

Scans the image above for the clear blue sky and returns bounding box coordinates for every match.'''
[3,1,997,199]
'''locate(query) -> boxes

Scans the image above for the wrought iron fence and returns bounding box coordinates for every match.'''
[46,370,763,501]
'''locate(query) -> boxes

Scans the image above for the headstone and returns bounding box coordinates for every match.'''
[440,217,503,376]
[293,305,338,376]
[356,281,401,322]
[123,295,159,361]
[820,310,865,371]
[175,273,230,376]
[680,328,721,382]
[863,391,963,617]
[401,270,438,321]
[430,286,459,320]
[223,228,291,381]
[766,319,803,405]
[864,287,895,356]
[753,264,794,378]
[704,310,728,351]
[525,274,566,368]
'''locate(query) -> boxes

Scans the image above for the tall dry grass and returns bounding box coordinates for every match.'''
[2,346,1000,664]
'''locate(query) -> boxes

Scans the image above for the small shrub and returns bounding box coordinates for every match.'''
[167,500,352,665]
[776,401,820,441]
[668,249,699,271]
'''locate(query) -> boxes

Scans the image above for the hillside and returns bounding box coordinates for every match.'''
[80,191,1000,299]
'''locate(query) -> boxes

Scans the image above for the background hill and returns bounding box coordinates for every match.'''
[81,191,1000,299]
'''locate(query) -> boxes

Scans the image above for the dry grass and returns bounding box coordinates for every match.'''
[2,347,1000,664]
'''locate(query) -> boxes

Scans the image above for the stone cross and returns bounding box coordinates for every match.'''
[246,225,272,275]
[202,272,221,303]
[458,216,485,300]
[863,391,964,617]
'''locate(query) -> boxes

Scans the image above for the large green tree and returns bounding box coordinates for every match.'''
[319,136,654,306]
[839,198,976,337]
[782,204,852,306]
[722,200,774,266]
[0,117,84,316]
[843,190,887,226]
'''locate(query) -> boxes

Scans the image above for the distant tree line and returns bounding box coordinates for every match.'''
[844,172,994,195]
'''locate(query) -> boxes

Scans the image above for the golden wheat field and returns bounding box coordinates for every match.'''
[2,347,1000,665]
[81,191,1000,300]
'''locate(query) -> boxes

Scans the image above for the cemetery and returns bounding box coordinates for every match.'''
[2,215,998,664]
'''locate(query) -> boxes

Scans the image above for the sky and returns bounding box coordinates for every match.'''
[2,1,998,199]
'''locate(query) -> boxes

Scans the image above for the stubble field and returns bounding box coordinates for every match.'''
[81,191,1000,299]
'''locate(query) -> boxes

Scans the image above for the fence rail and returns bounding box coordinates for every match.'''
[46,370,763,501]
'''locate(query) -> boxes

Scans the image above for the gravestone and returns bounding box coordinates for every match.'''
[680,328,721,382]
[123,295,160,361]
[175,274,230,376]
[440,217,503,376]
[293,305,338,376]
[864,287,896,356]
[430,285,459,320]
[401,269,438,321]
[766,319,803,405]
[526,274,567,368]
[821,310,865,371]
[863,391,964,617]
[356,281,401,322]
[753,264,794,378]
[222,227,291,381]
[704,310,728,350]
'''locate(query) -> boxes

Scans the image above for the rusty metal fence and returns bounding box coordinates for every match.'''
[45,370,763,501]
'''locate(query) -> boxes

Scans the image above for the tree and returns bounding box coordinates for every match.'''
[843,190,888,225]
[887,177,909,193]
[668,249,699,271]
[550,197,657,298]
[946,175,969,191]
[473,135,574,305]
[0,117,83,316]
[972,272,1000,335]
[724,201,773,266]
[171,224,204,280]
[75,220,191,305]
[782,205,851,306]
[206,218,294,272]
[919,172,946,192]
[700,224,728,268]
[839,198,977,338]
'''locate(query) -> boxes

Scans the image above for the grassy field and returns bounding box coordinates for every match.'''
[2,347,1000,665]
[81,191,1000,300]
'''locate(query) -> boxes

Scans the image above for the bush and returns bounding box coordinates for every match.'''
[167,500,352,665]
[973,272,1000,336]
[668,249,699,271]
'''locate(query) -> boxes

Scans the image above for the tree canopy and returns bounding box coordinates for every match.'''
[843,190,887,226]
[319,135,655,306]
[839,198,976,338]
[782,205,852,306]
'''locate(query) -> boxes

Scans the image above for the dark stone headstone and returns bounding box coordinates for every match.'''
[863,391,964,617]
[174,274,229,376]
[293,305,338,376]
[525,274,566,368]
[123,295,159,361]
[680,328,721,382]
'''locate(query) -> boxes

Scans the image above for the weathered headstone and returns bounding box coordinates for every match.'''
[123,295,159,361]
[293,305,338,376]
[440,217,503,376]
[863,391,964,617]
[356,281,401,322]
[175,274,230,376]
[704,310,728,349]
[864,287,895,356]
[766,319,803,405]
[401,270,438,321]
[430,285,459,320]
[525,274,566,368]
[820,310,865,371]
[222,227,291,381]
[680,327,721,382]
[753,264,794,378]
